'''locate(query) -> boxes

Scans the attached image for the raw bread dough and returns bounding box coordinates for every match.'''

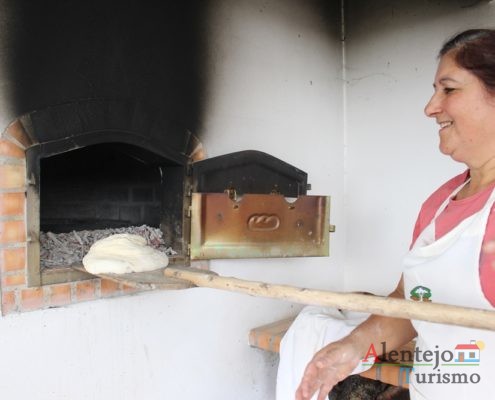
[82,233,169,274]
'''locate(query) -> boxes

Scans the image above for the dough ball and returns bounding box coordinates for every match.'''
[83,233,169,274]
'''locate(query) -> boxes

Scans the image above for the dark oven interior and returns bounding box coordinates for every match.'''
[38,142,187,264]
[40,143,165,233]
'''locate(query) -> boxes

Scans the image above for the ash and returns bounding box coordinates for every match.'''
[40,225,177,268]
[329,375,409,400]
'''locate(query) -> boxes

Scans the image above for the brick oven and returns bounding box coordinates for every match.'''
[0,1,332,314]
[0,0,210,313]
[1,118,155,313]
[0,112,332,314]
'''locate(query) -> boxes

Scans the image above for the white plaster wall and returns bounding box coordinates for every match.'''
[0,290,285,400]
[201,0,345,291]
[0,1,344,399]
[343,0,495,293]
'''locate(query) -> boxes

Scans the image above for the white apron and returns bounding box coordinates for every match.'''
[276,306,370,400]
[403,182,495,399]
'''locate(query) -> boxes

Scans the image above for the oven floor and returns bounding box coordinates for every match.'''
[72,265,194,290]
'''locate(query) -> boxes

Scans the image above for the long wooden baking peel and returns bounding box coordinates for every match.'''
[163,266,495,331]
[73,264,495,331]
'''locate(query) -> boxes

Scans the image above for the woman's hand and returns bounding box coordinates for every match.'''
[295,338,362,400]
[295,276,415,400]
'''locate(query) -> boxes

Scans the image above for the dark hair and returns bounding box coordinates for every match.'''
[439,29,495,94]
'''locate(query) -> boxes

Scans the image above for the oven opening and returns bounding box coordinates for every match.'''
[39,142,186,270]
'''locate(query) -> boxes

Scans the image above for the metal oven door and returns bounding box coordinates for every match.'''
[189,150,331,260]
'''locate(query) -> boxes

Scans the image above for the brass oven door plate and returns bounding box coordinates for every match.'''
[190,193,330,259]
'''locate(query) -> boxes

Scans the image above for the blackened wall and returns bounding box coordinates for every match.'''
[1,0,208,154]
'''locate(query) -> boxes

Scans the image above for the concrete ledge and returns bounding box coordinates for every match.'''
[249,317,295,353]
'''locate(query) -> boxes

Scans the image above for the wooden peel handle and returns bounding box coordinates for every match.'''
[164,267,495,331]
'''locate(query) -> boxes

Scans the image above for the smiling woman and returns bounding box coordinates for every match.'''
[295,29,495,400]
[424,36,495,168]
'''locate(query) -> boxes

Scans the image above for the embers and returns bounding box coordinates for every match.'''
[39,225,176,269]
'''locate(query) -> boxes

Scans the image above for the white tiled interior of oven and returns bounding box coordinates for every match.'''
[0,1,492,399]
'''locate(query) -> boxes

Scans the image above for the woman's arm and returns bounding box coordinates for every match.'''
[295,275,417,400]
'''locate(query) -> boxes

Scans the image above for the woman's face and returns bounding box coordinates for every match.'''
[424,52,495,168]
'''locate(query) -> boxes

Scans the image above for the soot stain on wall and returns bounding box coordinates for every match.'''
[2,0,209,137]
